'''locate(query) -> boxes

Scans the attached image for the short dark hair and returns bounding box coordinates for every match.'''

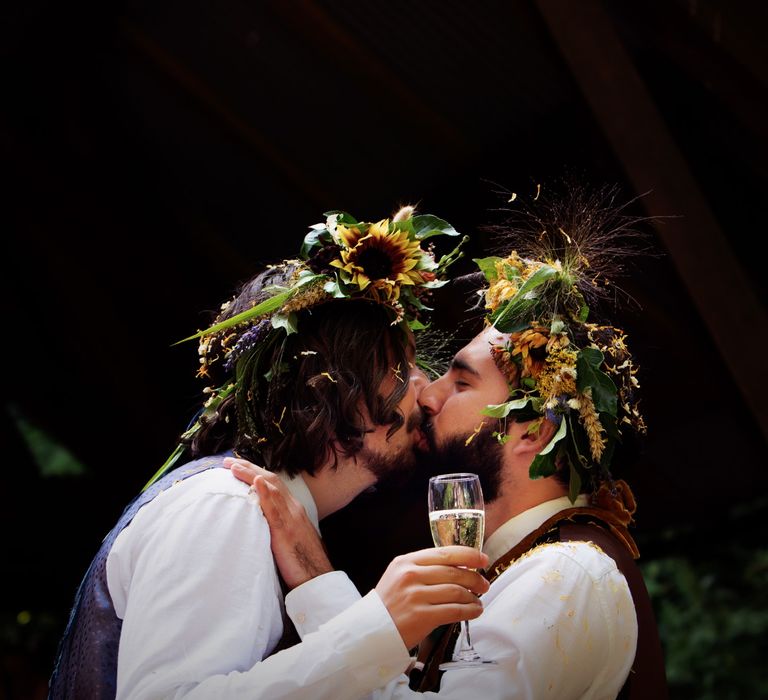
[186,266,411,476]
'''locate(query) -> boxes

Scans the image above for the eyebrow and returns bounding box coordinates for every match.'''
[451,355,481,377]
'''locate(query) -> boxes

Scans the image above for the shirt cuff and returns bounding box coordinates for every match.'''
[312,589,412,689]
[286,571,363,637]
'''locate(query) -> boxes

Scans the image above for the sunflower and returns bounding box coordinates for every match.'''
[335,222,366,248]
[331,219,424,301]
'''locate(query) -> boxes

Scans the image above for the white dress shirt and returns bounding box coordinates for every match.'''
[287,495,638,700]
[106,467,411,699]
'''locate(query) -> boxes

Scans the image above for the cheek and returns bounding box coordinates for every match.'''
[435,393,487,433]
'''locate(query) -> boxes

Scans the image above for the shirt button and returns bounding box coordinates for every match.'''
[295,612,306,624]
[378,665,392,678]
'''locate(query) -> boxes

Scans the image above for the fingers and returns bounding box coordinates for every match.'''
[424,600,485,626]
[398,546,490,572]
[251,476,287,529]
[418,583,485,606]
[402,564,489,596]
[224,458,282,489]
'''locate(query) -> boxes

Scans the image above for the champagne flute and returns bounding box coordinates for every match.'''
[428,473,495,669]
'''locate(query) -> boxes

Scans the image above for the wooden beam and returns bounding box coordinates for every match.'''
[535,0,768,443]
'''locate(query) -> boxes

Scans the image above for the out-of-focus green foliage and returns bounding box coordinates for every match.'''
[7,404,87,477]
[641,498,768,700]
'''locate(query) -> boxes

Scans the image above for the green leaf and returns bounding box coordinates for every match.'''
[141,443,186,492]
[529,450,557,479]
[391,217,417,238]
[529,418,567,479]
[323,210,359,226]
[540,416,567,456]
[481,397,534,417]
[420,278,450,289]
[300,226,331,259]
[576,348,618,415]
[550,318,566,335]
[174,288,295,344]
[295,271,326,287]
[324,278,347,298]
[567,453,583,503]
[598,413,618,475]
[578,346,603,369]
[271,312,298,335]
[492,264,560,332]
[411,214,460,240]
[473,256,503,282]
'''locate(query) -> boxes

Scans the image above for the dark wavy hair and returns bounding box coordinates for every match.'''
[185,265,411,477]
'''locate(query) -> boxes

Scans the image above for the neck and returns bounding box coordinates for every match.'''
[483,476,568,540]
[301,458,377,520]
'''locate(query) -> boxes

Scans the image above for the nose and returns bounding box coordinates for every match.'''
[410,367,429,397]
[418,376,446,417]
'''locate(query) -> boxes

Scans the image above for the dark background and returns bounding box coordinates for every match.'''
[3,1,767,698]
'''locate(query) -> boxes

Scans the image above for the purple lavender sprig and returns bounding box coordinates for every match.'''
[223,319,272,373]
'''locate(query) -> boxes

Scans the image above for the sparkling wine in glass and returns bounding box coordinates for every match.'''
[428,473,495,669]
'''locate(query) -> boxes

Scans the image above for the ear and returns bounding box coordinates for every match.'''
[507,418,558,458]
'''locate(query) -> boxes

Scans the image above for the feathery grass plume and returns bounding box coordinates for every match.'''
[485,181,658,316]
[475,180,657,501]
[577,388,607,463]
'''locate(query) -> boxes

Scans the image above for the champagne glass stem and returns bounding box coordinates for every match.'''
[455,620,480,662]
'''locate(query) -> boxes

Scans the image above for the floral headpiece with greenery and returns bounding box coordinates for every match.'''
[476,187,649,503]
[143,207,466,489]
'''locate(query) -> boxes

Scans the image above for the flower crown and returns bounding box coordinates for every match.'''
[143,208,465,490]
[475,192,648,502]
[184,208,465,348]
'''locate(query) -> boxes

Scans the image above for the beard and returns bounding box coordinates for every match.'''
[418,418,506,502]
[360,445,418,488]
[360,404,425,488]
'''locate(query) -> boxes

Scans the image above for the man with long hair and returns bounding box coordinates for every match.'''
[48,208,488,699]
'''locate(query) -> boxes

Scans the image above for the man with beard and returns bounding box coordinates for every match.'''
[48,208,489,700]
[230,194,668,698]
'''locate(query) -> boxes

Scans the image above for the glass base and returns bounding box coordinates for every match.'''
[438,658,498,670]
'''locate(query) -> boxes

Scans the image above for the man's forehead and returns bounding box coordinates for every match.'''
[478,326,507,346]
[451,328,506,375]
[468,327,505,354]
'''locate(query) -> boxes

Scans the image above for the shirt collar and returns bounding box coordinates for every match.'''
[276,471,321,534]
[483,494,589,565]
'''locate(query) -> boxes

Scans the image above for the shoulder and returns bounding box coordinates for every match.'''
[148,462,253,511]
[488,540,636,638]
[169,464,253,500]
[119,465,265,547]
[501,540,625,586]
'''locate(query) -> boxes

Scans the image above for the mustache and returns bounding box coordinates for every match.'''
[418,415,438,454]
[406,405,424,433]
